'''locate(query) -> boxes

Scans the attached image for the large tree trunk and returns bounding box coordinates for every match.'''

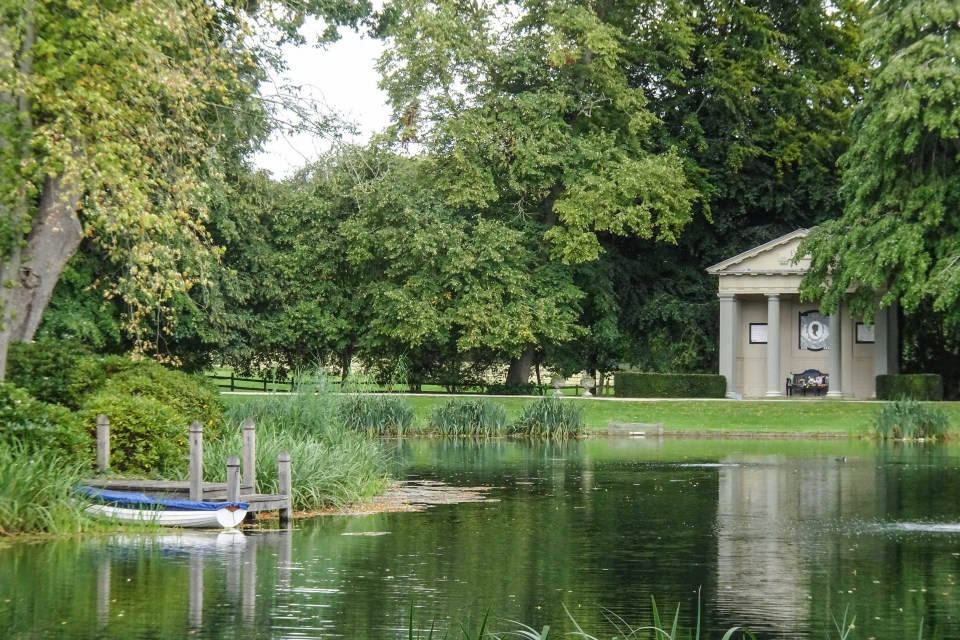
[505,345,536,386]
[0,173,84,380]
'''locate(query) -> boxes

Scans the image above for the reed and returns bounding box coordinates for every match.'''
[493,598,755,640]
[509,398,586,439]
[0,445,90,536]
[404,598,898,640]
[429,399,507,437]
[339,393,415,437]
[210,379,390,511]
[874,399,951,440]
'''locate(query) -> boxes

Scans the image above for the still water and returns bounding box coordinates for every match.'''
[4,438,960,639]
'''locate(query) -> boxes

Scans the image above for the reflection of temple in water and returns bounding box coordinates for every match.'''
[715,455,879,634]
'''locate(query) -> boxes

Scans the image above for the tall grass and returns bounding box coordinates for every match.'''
[400,599,900,640]
[500,597,754,640]
[0,444,91,536]
[429,399,507,437]
[874,399,951,440]
[339,393,415,437]
[205,376,390,511]
[510,398,586,439]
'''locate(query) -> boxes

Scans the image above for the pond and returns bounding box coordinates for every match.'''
[4,438,960,639]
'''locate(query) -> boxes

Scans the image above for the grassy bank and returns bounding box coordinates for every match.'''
[221,393,960,436]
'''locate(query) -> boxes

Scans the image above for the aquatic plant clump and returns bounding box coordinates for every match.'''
[429,399,508,437]
[873,398,951,440]
[204,424,389,511]
[510,397,585,439]
[215,381,390,510]
[406,596,759,640]
[338,394,415,437]
[0,444,91,536]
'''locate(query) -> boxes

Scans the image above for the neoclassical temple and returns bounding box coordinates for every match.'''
[707,229,898,399]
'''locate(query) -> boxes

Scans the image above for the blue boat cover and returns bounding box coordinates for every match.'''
[76,485,249,511]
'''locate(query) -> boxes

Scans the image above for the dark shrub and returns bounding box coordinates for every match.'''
[99,361,225,437]
[487,382,547,396]
[0,382,92,461]
[81,392,185,475]
[875,374,943,401]
[6,339,93,408]
[68,354,143,407]
[614,372,727,398]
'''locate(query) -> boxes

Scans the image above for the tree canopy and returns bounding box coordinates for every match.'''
[0,0,368,379]
[17,0,876,386]
[799,0,960,324]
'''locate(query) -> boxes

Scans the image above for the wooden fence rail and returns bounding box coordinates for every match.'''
[205,372,613,396]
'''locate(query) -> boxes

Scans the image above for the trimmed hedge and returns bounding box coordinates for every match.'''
[876,374,943,401]
[614,372,727,398]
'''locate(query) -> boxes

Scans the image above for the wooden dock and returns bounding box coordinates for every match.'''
[79,479,291,514]
[85,417,293,525]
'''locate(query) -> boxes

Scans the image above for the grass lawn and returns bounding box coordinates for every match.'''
[221,392,960,436]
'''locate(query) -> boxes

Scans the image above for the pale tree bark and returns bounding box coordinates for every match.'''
[0,174,84,380]
[0,4,37,382]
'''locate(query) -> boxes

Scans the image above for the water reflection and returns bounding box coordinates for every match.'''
[91,530,292,637]
[4,440,960,639]
[715,447,960,639]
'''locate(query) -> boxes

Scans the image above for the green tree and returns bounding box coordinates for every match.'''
[375,0,700,382]
[612,0,863,372]
[0,0,368,379]
[340,148,583,385]
[798,0,960,324]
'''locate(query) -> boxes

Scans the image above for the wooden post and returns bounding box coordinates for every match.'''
[242,419,256,491]
[96,415,110,473]
[230,370,235,392]
[278,451,292,527]
[189,421,203,501]
[226,455,241,503]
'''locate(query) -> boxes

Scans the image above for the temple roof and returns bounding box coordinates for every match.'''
[706,229,811,277]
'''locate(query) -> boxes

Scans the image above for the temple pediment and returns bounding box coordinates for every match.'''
[706,229,811,276]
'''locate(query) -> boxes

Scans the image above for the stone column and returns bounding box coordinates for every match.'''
[765,294,782,397]
[827,303,843,398]
[873,301,890,398]
[719,294,740,398]
[888,301,900,374]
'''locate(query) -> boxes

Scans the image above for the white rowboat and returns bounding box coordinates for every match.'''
[77,486,249,529]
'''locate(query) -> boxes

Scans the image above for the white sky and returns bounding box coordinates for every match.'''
[252,22,392,178]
